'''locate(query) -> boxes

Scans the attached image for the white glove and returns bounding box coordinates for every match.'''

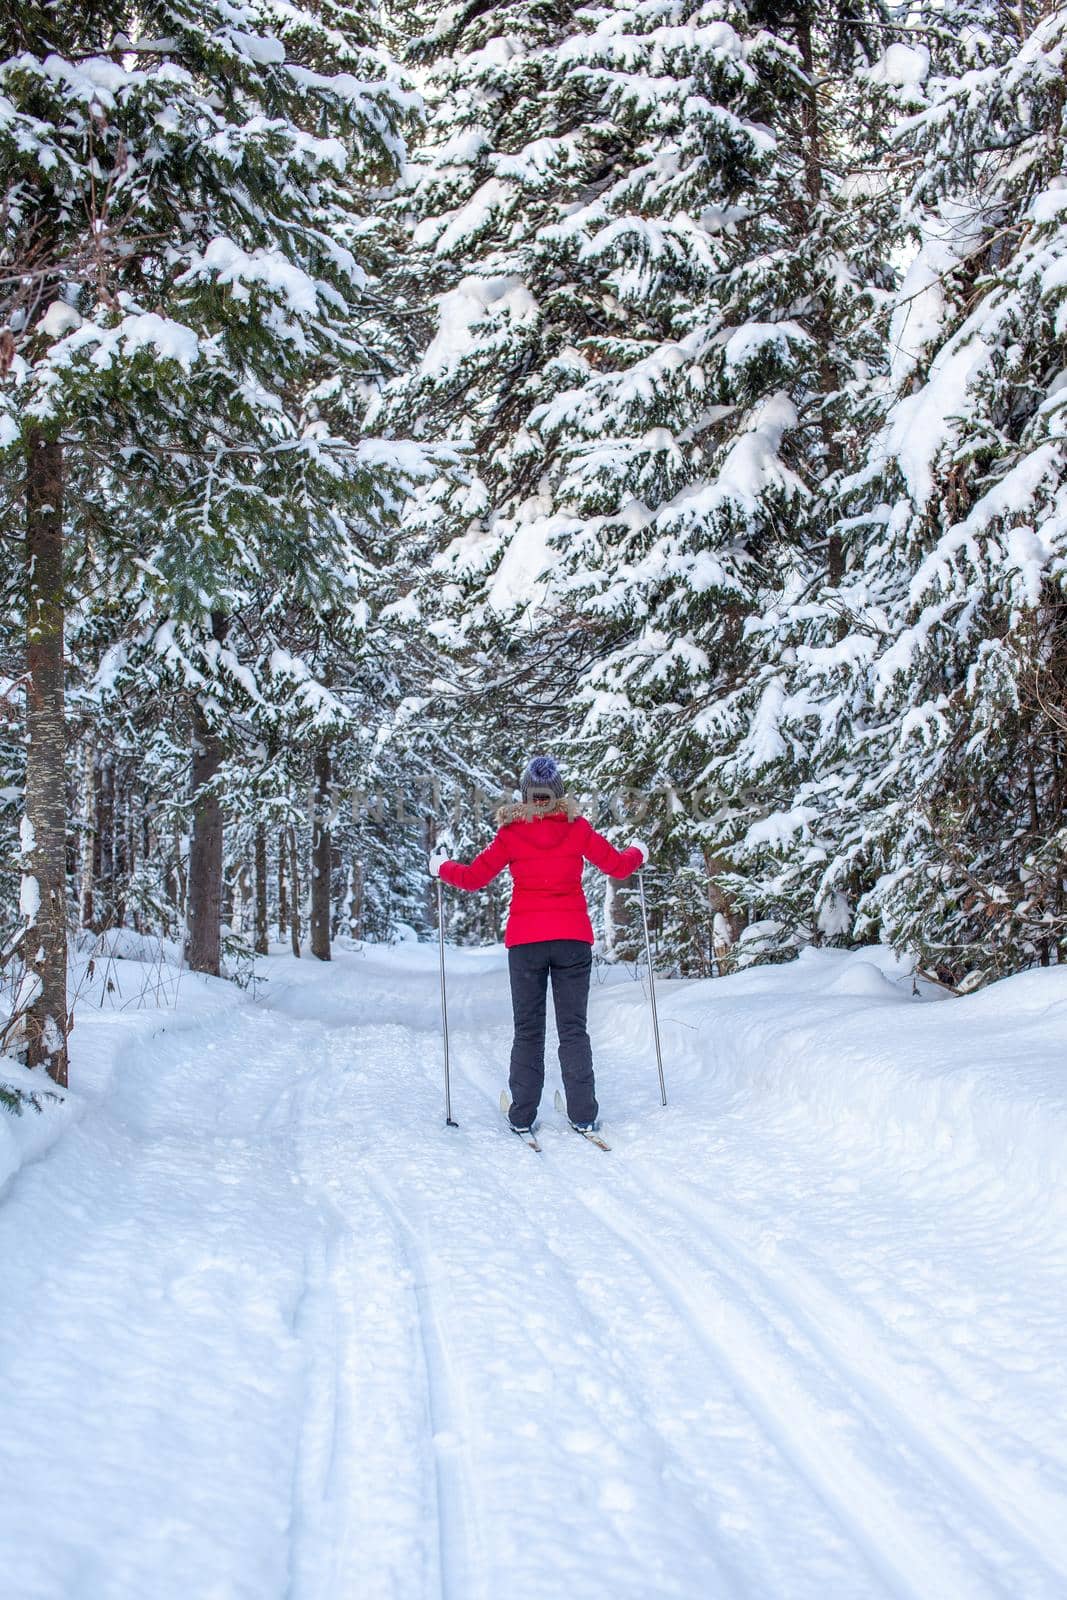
[428,846,450,879]
[631,839,649,865]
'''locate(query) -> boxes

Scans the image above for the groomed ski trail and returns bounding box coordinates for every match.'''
[0,941,1064,1600]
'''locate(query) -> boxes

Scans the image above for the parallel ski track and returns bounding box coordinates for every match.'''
[573,1181,978,1600]
[577,1158,1067,1600]
[368,1174,490,1600]
[472,1159,810,1596]
[448,1056,876,1593]
[635,1165,1067,1594]
[284,1218,348,1600]
[363,1051,775,1595]
[447,1042,1062,1597]
[283,972,1067,1600]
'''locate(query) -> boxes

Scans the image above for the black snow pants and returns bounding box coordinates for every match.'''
[507,938,596,1129]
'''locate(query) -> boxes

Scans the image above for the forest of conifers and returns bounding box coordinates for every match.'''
[2,1,1066,1084]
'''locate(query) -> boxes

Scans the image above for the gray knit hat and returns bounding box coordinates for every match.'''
[520,755,565,802]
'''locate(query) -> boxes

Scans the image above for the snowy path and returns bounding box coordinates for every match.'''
[2,943,1066,1599]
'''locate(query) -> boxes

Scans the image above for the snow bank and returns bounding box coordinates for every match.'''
[0,1057,74,1196]
[8,938,1067,1234]
[0,952,239,1199]
[617,945,1067,1203]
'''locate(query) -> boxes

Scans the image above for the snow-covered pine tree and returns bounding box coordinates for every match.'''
[382,1,772,894]
[0,606,25,1058]
[747,4,1067,984]
[554,2,903,974]
[385,0,895,968]
[1,0,421,1056]
[373,0,587,792]
[78,420,479,968]
[81,497,446,967]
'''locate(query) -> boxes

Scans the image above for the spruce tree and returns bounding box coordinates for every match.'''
[384,2,778,876]
[386,0,895,969]
[0,0,417,1068]
[749,4,1067,982]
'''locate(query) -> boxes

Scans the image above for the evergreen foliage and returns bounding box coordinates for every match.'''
[736,3,1067,984]
[5,0,1067,1085]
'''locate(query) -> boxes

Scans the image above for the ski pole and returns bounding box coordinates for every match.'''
[436,877,458,1127]
[637,870,667,1106]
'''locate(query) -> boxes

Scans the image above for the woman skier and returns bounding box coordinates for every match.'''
[429,756,647,1137]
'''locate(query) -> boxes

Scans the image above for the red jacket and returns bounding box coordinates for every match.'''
[439,809,643,947]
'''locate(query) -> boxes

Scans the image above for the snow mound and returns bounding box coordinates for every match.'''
[615,946,1067,1202]
[823,959,906,999]
[0,1057,72,1195]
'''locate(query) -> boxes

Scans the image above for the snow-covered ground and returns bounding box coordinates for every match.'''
[2,939,1066,1599]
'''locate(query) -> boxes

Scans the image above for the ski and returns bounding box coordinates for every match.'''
[501,1090,541,1152]
[554,1090,611,1151]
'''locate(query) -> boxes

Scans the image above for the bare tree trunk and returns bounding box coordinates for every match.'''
[23,429,68,1085]
[91,758,103,917]
[310,744,332,961]
[113,759,127,926]
[254,823,269,956]
[704,849,744,974]
[287,824,301,957]
[235,861,252,940]
[277,827,288,940]
[98,752,114,926]
[186,615,227,975]
[347,858,363,941]
[78,733,95,930]
[221,862,234,933]
[602,875,630,958]
[170,824,188,929]
[126,774,138,931]
[792,12,847,597]
[794,13,823,210]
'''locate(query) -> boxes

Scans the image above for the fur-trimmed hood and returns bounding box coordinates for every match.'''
[494,795,580,827]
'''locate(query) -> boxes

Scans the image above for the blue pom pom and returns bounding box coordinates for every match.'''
[520,755,565,800]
